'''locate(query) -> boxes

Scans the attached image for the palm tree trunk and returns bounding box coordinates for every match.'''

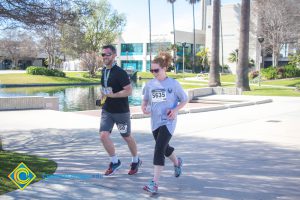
[148,0,152,62]
[201,0,206,31]
[192,3,195,73]
[209,0,221,87]
[236,0,250,91]
[172,2,177,73]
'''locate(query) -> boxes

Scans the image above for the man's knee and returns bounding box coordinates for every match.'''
[100,131,110,142]
[122,134,133,142]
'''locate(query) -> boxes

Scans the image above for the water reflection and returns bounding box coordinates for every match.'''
[0,80,147,112]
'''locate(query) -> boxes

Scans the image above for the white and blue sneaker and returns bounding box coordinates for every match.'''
[143,180,158,194]
[174,157,183,177]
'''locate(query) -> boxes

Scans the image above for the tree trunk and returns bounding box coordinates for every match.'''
[236,0,250,91]
[273,48,279,67]
[209,0,221,87]
[148,0,152,62]
[0,136,3,151]
[172,2,177,73]
[192,3,195,73]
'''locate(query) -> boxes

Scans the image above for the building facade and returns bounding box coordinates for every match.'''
[205,3,258,74]
[114,30,205,72]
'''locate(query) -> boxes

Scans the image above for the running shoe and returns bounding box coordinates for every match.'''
[128,158,142,175]
[174,157,183,177]
[143,180,158,193]
[104,160,122,176]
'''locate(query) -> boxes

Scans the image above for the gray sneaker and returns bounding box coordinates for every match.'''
[174,157,183,177]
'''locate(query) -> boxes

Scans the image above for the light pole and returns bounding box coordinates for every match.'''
[126,50,129,69]
[257,36,264,86]
[182,42,187,77]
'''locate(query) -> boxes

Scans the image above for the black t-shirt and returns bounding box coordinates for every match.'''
[101,64,130,113]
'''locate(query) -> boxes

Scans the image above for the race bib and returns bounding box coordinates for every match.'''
[102,87,112,95]
[151,89,166,102]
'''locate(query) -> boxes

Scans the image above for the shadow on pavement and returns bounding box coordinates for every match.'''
[2,128,300,199]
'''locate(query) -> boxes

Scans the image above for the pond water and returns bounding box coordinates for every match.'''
[0,81,146,112]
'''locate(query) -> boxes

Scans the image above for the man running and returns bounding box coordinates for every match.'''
[99,44,141,176]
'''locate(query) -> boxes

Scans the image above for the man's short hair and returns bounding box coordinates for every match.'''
[102,45,116,54]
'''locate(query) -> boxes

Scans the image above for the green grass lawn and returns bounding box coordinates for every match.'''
[1,71,300,96]
[0,72,100,85]
[176,75,300,96]
[0,150,57,194]
[261,78,300,87]
[243,86,300,96]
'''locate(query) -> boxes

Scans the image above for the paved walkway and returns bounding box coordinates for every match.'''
[1,96,300,199]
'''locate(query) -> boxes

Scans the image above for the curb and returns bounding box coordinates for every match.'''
[130,98,273,119]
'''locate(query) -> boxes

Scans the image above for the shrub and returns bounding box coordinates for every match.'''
[26,66,47,75]
[283,65,300,78]
[261,67,278,80]
[249,70,259,79]
[51,69,66,77]
[276,67,285,79]
[26,66,65,77]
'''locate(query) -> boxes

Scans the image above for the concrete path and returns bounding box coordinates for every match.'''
[0,70,26,74]
[1,96,300,200]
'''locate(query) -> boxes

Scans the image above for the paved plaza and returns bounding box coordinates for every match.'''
[0,96,300,200]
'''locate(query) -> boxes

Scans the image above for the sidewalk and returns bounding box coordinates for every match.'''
[1,96,300,200]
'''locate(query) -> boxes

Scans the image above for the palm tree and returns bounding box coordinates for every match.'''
[228,49,238,63]
[167,0,177,72]
[196,47,209,72]
[186,0,200,73]
[236,0,250,91]
[209,0,221,87]
[148,0,152,62]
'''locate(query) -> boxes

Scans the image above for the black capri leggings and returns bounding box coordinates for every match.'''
[152,125,175,166]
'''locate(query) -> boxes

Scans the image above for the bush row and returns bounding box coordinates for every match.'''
[250,65,300,80]
[26,66,66,77]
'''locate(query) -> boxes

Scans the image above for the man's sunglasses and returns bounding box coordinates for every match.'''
[101,53,112,57]
[150,68,160,73]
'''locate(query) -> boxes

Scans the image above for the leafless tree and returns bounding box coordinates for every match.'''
[80,52,103,77]
[0,0,76,28]
[253,0,300,67]
[37,25,63,69]
[0,31,38,68]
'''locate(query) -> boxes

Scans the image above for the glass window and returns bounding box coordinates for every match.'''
[177,43,192,56]
[121,43,143,56]
[121,60,143,71]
